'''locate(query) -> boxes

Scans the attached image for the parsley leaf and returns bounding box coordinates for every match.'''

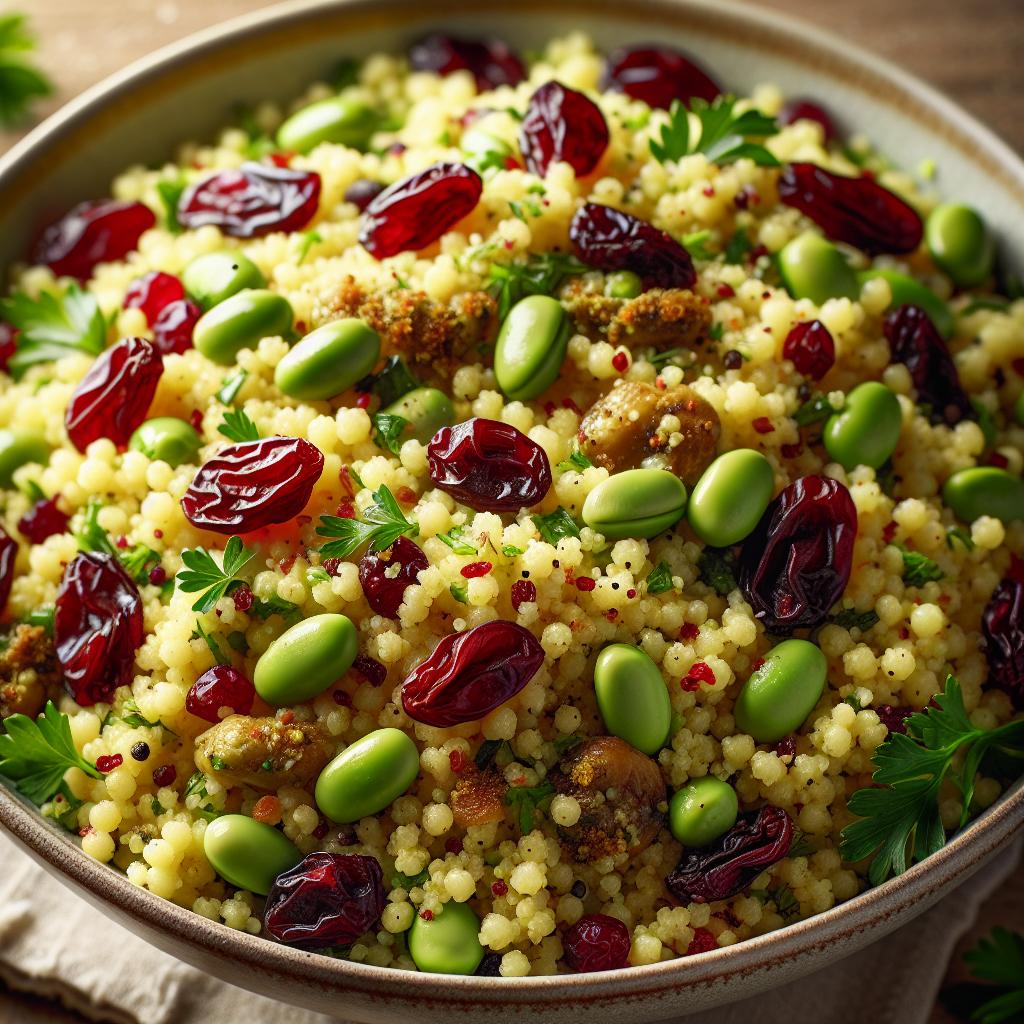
[372,412,409,455]
[191,621,230,666]
[391,868,429,889]
[946,526,976,552]
[216,368,248,406]
[531,507,580,545]
[250,594,302,625]
[474,738,507,770]
[176,535,256,613]
[73,499,160,585]
[218,408,261,443]
[723,227,752,264]
[0,14,51,128]
[650,96,779,167]
[449,582,469,603]
[20,605,54,634]
[437,526,478,556]
[556,449,593,473]
[316,485,418,559]
[963,928,1024,1024]
[502,544,525,557]
[793,392,842,427]
[697,546,738,596]
[504,781,555,834]
[897,545,944,587]
[118,544,161,585]
[645,561,675,594]
[829,608,880,632]
[682,229,715,262]
[294,229,323,266]
[155,176,186,233]
[355,355,420,406]
[488,252,589,320]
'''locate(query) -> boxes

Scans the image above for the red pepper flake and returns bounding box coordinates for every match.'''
[686,927,718,955]
[561,396,582,415]
[461,561,493,579]
[680,661,715,692]
[752,416,774,434]
[153,529,163,540]
[491,880,508,897]
[544,401,557,416]
[899,627,909,639]
[268,151,293,168]
[449,749,467,774]
[605,609,619,622]
[611,350,630,373]
[419,909,434,921]
[702,186,716,197]
[752,657,765,671]
[716,283,735,299]
[356,393,371,409]
[679,622,699,641]
[115,535,129,550]
[882,521,899,544]
[780,442,803,459]
[79,827,92,838]
[152,764,176,787]
[655,375,667,389]
[626,588,637,599]
[189,409,203,431]
[96,754,123,773]
[278,554,297,575]
[313,818,329,840]
[279,710,295,725]
[233,586,254,612]
[332,689,352,706]
[395,485,417,504]
[575,575,596,592]
[989,451,1009,469]
[444,836,464,854]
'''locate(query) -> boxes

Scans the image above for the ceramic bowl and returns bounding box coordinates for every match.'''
[0,1,1021,1021]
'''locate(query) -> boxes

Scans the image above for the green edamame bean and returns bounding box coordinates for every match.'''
[857,269,954,339]
[203,814,301,895]
[194,289,293,366]
[276,95,378,154]
[494,295,570,402]
[687,449,773,548]
[380,387,455,445]
[942,467,1024,524]
[926,203,994,288]
[733,638,827,743]
[594,643,671,755]
[314,727,420,824]
[408,900,484,975]
[778,232,859,305]
[183,251,265,311]
[605,270,643,299]
[1015,391,1024,428]
[823,382,902,471]
[582,468,687,540]
[669,776,739,847]
[128,417,202,467]
[254,613,358,706]
[274,318,381,401]
[0,429,49,488]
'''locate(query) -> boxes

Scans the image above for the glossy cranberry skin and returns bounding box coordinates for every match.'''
[0,526,17,616]
[426,418,552,513]
[65,337,163,453]
[178,162,321,238]
[602,45,721,110]
[181,436,324,534]
[783,320,835,380]
[55,552,144,706]
[569,202,697,290]
[739,474,857,632]
[686,927,718,955]
[563,914,631,973]
[152,298,202,355]
[343,179,385,211]
[408,33,526,92]
[359,163,482,259]
[510,578,537,611]
[401,620,544,727]
[778,163,923,256]
[883,304,972,425]
[123,271,185,326]
[33,200,156,280]
[875,704,914,734]
[982,562,1024,709]
[265,852,386,949]
[186,665,256,723]
[358,536,429,617]
[667,805,793,903]
[18,497,70,544]
[779,99,837,143]
[0,323,17,373]
[519,81,609,178]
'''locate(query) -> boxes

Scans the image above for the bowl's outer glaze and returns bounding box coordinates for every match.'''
[0,1,1022,1021]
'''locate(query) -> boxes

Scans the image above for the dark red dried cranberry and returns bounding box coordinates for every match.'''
[123,271,185,326]
[232,585,254,612]
[510,578,537,611]
[18,497,70,544]
[875,704,914,734]
[409,34,525,92]
[783,320,835,380]
[343,179,385,211]
[0,527,16,615]
[178,162,321,238]
[602,45,721,110]
[0,323,18,373]
[426,418,552,513]
[739,475,857,632]
[667,805,793,903]
[65,337,163,452]
[152,299,201,355]
[401,620,544,727]
[358,535,428,617]
[33,200,156,280]
[981,560,1024,708]
[771,735,797,759]
[352,653,388,686]
[563,914,631,973]
[152,764,177,786]
[779,99,837,142]
[265,852,386,949]
[686,927,718,955]
[777,163,923,256]
[186,665,256,723]
[55,552,144,706]
[569,202,696,290]
[519,81,609,178]
[96,754,123,773]
[181,436,324,534]
[359,163,482,259]
[883,304,972,425]
[475,953,504,976]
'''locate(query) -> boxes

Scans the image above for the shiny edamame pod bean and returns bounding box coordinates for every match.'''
[925,203,994,288]
[687,449,774,548]
[593,643,671,755]
[203,814,302,895]
[778,232,859,305]
[0,428,49,488]
[733,638,827,743]
[254,613,358,705]
[857,269,954,339]
[823,382,902,471]
[669,776,739,847]
[380,387,455,445]
[605,270,643,299]
[276,95,379,154]
[942,467,1024,524]
[194,289,293,366]
[582,468,687,540]
[408,900,484,975]
[494,295,570,402]
[314,727,420,824]
[129,417,202,467]
[182,251,266,311]
[274,318,381,401]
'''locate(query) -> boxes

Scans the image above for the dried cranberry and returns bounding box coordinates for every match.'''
[408,34,525,92]
[358,536,429,618]
[771,735,797,759]
[739,475,857,632]
[343,179,385,211]
[265,852,386,949]
[602,45,721,110]
[186,665,256,723]
[875,704,914,734]
[0,323,18,373]
[55,552,144,706]
[151,299,201,355]
[510,578,537,611]
[353,653,387,686]
[779,99,838,142]
[33,200,156,280]
[65,337,163,452]
[982,563,1024,708]
[686,927,718,955]
[359,163,482,259]
[152,764,177,787]
[181,437,323,534]
[178,162,321,238]
[883,305,972,425]
[667,805,793,903]
[123,271,185,326]
[0,527,17,616]
[519,81,609,178]
[427,418,551,513]
[96,754,123,773]
[777,163,923,256]
[783,320,835,380]
[232,585,254,612]
[401,620,544,727]
[563,914,630,973]
[17,497,69,544]
[569,203,696,290]
[475,953,504,976]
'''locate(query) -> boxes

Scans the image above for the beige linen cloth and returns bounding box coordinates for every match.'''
[0,829,1018,1024]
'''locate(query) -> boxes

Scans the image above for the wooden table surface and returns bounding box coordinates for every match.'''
[0,1,1021,1021]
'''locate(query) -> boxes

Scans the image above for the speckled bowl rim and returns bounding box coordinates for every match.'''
[0,0,1022,1013]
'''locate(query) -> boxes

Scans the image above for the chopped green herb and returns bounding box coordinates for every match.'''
[552,733,583,754]
[501,544,525,558]
[474,738,507,770]
[250,594,302,624]
[73,499,160,585]
[946,526,975,552]
[155,177,186,234]
[216,368,249,406]
[793,392,842,427]
[508,198,543,222]
[372,412,409,455]
[531,507,580,545]
[829,608,880,632]
[176,535,256,613]
[437,526,478,556]
[648,346,691,367]
[449,582,469,603]
[961,296,1010,317]
[191,620,230,666]
[184,770,208,799]
[20,605,54,634]
[962,927,1024,1024]
[356,355,420,406]
[650,96,779,167]
[504,781,555,834]
[645,561,675,594]
[682,229,715,262]
[209,755,229,772]
[331,57,360,89]
[118,544,161,585]
[487,252,589,320]
[844,694,865,712]
[317,486,418,559]
[218,408,261,444]
[306,567,331,584]
[970,398,998,448]
[0,14,52,127]
[294,229,323,266]
[723,227,752,264]
[897,545,944,588]
[708,322,724,341]
[697,546,738,596]
[556,449,593,473]
[226,630,249,655]
[391,868,429,890]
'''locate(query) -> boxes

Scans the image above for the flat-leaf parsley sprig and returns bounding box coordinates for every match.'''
[0,13,52,128]
[316,485,418,559]
[962,928,1024,1024]
[650,95,779,167]
[176,535,256,613]
[217,408,261,443]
